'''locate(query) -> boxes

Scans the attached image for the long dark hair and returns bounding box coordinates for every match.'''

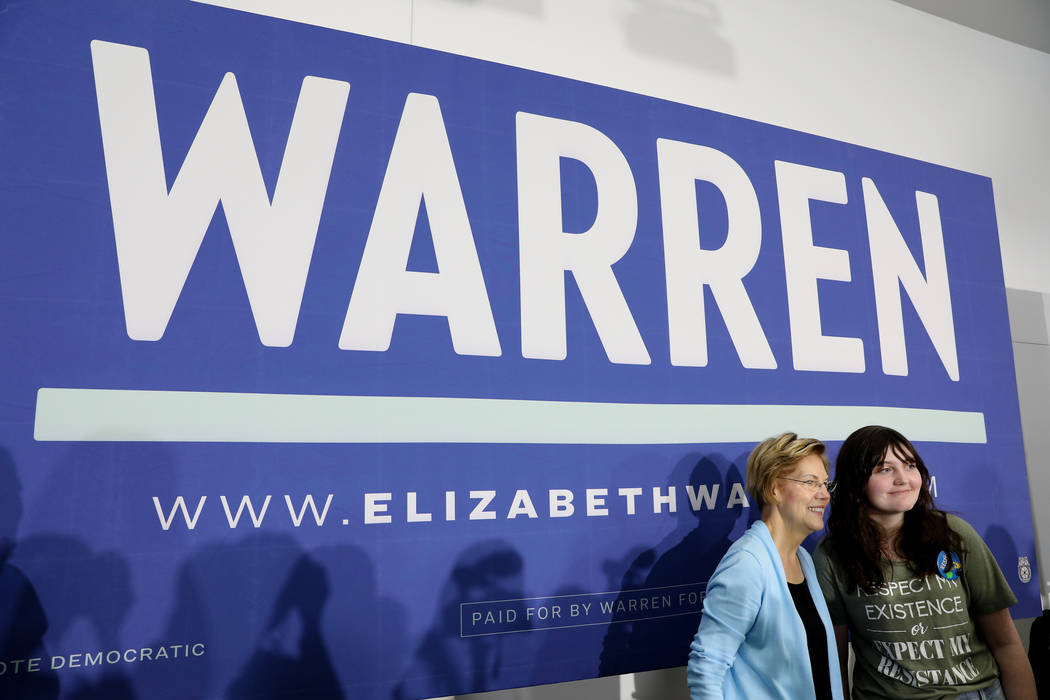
[826,425,961,592]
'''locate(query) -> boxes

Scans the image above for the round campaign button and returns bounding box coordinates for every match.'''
[937,550,962,580]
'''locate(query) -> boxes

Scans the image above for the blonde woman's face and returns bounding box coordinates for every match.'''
[772,453,831,534]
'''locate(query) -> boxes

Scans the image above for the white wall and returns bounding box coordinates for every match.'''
[408,0,1050,296]
[196,0,1050,297]
[194,2,1050,697]
[1009,288,1050,606]
[892,0,1050,54]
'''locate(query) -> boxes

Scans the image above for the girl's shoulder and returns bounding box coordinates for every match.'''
[813,534,840,558]
[943,512,980,540]
[811,537,839,570]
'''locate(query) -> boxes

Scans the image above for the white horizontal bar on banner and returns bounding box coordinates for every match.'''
[34,388,987,444]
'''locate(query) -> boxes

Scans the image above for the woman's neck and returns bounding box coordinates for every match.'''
[870,513,906,560]
[762,512,808,582]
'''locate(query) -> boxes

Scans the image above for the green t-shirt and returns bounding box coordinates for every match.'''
[813,514,1017,699]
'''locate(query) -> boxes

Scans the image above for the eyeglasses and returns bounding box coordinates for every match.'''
[777,476,837,493]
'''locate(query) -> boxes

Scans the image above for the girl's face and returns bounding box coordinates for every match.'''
[864,444,922,517]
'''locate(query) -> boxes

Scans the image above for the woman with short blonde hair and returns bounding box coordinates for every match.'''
[687,432,842,700]
[745,431,829,510]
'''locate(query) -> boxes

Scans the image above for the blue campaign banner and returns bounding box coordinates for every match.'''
[0,1,1040,698]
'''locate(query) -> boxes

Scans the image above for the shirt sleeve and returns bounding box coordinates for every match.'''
[950,514,1018,616]
[812,540,848,627]
[686,546,765,700]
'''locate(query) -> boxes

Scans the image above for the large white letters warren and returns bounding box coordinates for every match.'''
[91,40,958,379]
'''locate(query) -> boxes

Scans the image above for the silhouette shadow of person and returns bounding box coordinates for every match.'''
[133,533,308,698]
[228,553,343,699]
[394,540,527,699]
[598,452,746,679]
[0,446,60,699]
[9,533,135,699]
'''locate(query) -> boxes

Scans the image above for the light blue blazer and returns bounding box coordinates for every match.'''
[687,520,844,700]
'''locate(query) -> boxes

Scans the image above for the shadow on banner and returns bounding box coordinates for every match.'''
[0,446,60,699]
[394,540,529,699]
[599,452,748,679]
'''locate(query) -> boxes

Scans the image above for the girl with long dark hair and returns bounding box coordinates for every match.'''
[814,425,1036,699]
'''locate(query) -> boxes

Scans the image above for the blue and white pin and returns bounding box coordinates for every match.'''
[937,550,962,581]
